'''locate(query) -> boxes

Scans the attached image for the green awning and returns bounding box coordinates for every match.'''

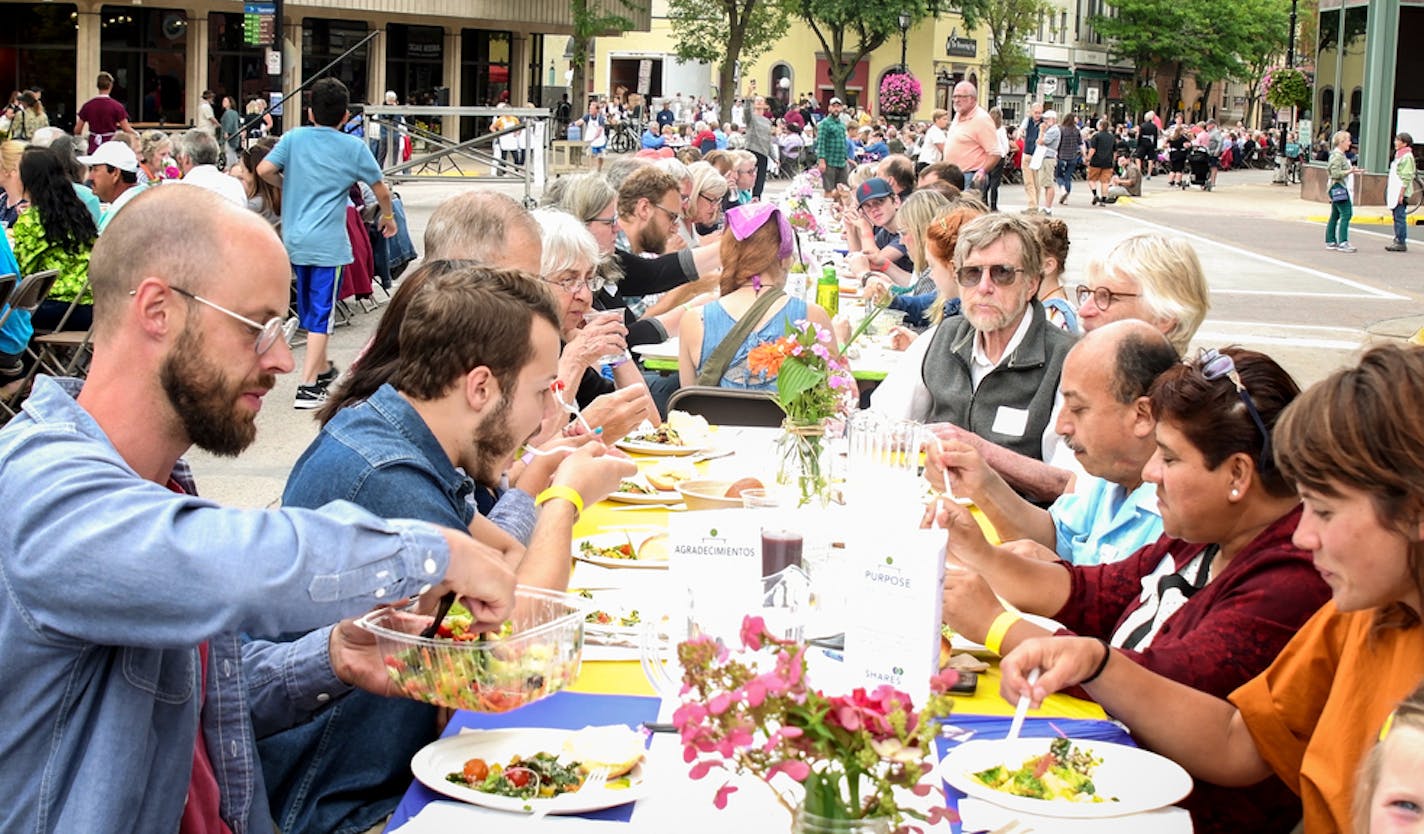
[1076,69,1109,81]
[1035,66,1073,77]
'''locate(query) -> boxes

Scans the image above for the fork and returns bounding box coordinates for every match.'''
[528,766,609,820]
[551,380,596,434]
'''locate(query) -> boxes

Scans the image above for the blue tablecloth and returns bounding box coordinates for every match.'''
[385,691,661,831]
[935,715,1136,834]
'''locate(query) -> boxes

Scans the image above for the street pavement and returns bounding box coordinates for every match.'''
[183,165,1422,508]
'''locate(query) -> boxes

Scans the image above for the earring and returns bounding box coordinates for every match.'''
[1230,489,1240,498]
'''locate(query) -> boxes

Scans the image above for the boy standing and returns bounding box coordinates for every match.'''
[258,78,395,408]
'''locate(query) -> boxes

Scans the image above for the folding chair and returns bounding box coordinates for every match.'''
[666,386,786,428]
[0,274,17,309]
[0,270,61,420]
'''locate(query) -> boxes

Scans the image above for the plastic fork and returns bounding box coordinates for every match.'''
[551,380,596,435]
[529,766,609,820]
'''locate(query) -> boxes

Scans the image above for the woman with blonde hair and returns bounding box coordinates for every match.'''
[1001,343,1424,834]
[686,160,729,243]
[1074,231,1210,354]
[138,130,173,185]
[863,189,952,329]
[679,203,836,389]
[1354,680,1424,834]
[1326,129,1360,253]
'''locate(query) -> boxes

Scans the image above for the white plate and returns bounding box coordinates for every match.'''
[573,530,670,570]
[631,339,679,361]
[615,438,702,456]
[572,588,649,646]
[606,488,683,505]
[938,738,1192,819]
[412,728,647,815]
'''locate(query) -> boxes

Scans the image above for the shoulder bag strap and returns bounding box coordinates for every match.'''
[697,289,786,387]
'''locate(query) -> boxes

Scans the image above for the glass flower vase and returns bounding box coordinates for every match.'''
[791,806,892,834]
[775,419,832,507]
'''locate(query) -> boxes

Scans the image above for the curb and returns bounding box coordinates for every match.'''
[1303,214,1420,226]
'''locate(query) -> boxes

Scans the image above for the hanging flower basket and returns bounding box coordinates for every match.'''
[878,73,922,124]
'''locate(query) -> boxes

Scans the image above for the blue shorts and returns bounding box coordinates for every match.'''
[590,144,605,156]
[292,264,344,334]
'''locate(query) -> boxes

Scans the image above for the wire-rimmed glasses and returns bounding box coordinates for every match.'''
[167,287,298,355]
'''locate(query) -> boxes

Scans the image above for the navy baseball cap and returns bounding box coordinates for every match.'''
[855,177,894,205]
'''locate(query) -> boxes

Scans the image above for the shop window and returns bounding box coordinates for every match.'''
[100,5,188,124]
[1,4,78,127]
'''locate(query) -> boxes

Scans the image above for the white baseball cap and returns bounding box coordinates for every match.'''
[78,140,139,173]
[829,97,844,106]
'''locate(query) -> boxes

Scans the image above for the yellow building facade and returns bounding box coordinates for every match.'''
[589,2,989,122]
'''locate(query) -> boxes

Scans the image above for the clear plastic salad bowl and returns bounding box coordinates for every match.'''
[359,586,585,713]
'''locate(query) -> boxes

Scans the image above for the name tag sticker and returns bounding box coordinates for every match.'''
[991,405,1030,437]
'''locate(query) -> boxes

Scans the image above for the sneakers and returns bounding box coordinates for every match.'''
[1386,242,1408,252]
[294,383,328,410]
[1091,195,1100,205]
[1336,243,1357,253]
[316,362,340,386]
[1058,192,1069,205]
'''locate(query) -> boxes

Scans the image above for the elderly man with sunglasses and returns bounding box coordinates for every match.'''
[0,186,518,834]
[872,212,1076,501]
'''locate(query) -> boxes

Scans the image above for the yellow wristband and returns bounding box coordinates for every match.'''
[535,485,584,519]
[984,611,1023,656]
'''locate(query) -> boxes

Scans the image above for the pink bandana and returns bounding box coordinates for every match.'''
[725,203,795,260]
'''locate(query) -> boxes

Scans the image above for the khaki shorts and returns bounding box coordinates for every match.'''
[1087,166,1114,186]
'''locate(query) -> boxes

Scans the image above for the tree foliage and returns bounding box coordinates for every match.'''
[570,0,639,117]
[1092,0,1290,119]
[668,0,793,111]
[965,0,1052,96]
[794,0,932,104]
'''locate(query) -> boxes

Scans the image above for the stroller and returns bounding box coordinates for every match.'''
[1187,147,1211,190]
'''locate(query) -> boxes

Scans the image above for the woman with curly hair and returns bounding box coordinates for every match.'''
[14,146,98,333]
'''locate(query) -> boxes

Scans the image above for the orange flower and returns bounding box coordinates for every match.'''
[748,339,789,378]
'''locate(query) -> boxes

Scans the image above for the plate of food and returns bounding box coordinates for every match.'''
[412,725,649,815]
[573,529,671,569]
[572,588,662,647]
[615,412,711,456]
[939,737,1192,818]
[606,478,683,505]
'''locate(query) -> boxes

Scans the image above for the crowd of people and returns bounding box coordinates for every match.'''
[0,64,1421,834]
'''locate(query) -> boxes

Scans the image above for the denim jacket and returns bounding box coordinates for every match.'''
[0,377,452,834]
[260,382,535,834]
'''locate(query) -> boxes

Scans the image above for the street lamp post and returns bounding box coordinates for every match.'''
[1287,0,1298,67]
[898,13,910,73]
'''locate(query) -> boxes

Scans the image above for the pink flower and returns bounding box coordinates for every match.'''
[689,758,723,780]
[930,668,961,694]
[708,692,735,716]
[713,782,739,809]
[811,343,830,361]
[673,701,708,730]
[816,326,832,344]
[742,678,768,708]
[767,758,812,781]
[739,615,768,650]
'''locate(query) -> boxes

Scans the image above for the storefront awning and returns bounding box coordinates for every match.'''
[1035,66,1073,77]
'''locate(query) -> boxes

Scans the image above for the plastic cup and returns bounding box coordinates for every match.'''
[581,309,628,368]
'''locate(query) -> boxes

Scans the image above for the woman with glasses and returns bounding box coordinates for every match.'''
[687,161,729,244]
[679,203,836,390]
[930,347,1330,834]
[1000,343,1424,834]
[531,208,644,413]
[1074,232,1210,354]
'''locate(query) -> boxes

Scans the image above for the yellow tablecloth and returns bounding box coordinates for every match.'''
[563,445,1106,722]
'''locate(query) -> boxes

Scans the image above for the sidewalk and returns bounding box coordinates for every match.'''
[1116,167,1420,227]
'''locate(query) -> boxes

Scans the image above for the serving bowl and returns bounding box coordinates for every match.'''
[676,478,743,510]
[359,586,585,713]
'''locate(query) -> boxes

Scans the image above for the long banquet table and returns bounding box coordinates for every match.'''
[383,428,1192,833]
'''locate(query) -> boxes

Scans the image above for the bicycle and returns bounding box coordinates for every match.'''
[607,121,638,154]
[1410,174,1423,215]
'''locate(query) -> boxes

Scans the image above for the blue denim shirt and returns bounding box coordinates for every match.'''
[0,377,453,834]
[1050,475,1163,566]
[259,383,535,834]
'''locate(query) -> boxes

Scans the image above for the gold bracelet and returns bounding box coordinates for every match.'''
[535,485,584,519]
[984,611,1023,656]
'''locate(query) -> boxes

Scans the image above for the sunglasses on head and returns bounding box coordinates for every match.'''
[1198,348,1272,469]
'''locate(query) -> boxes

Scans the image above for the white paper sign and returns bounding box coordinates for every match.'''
[991,405,1029,437]
[842,530,948,706]
[667,511,762,644]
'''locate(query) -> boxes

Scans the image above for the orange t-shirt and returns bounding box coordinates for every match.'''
[1229,601,1424,834]
[944,107,1000,173]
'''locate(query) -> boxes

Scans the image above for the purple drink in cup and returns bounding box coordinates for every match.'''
[761,530,804,577]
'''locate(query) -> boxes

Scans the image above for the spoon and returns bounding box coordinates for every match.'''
[1006,668,1041,741]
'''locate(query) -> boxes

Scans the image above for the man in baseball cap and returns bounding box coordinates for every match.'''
[846,176,914,284]
[79,139,147,232]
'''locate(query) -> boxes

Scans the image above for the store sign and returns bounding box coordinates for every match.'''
[1041,76,1059,95]
[1085,86,1100,104]
[243,2,275,46]
[945,29,977,58]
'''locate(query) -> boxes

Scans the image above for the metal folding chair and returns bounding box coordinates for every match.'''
[0,270,61,420]
[666,385,786,428]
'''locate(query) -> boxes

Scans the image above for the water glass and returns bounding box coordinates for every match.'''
[581,309,629,368]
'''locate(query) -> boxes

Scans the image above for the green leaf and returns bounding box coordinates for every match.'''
[776,357,826,407]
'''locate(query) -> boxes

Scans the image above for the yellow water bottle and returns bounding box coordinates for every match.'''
[816,265,839,317]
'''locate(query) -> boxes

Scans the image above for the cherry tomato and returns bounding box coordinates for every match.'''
[462,758,489,782]
[506,767,533,788]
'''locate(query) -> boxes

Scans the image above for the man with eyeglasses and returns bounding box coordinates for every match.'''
[0,186,518,834]
[943,81,1001,193]
[930,320,1178,566]
[871,213,1076,501]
